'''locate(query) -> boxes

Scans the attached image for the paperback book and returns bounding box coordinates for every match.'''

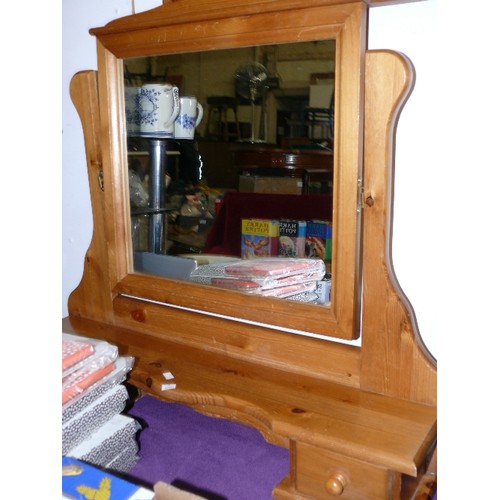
[278,219,306,257]
[241,218,279,259]
[305,220,332,262]
[62,456,153,499]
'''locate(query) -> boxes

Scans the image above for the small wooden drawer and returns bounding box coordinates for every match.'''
[294,442,396,499]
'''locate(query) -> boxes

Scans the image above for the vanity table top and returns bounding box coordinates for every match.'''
[63,315,436,478]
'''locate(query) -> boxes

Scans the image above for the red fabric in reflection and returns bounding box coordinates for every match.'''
[204,192,332,257]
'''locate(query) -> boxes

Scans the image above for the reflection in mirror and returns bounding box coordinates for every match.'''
[125,40,335,307]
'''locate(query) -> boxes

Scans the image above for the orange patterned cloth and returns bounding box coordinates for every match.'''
[62,338,94,371]
[62,334,119,405]
[62,361,116,405]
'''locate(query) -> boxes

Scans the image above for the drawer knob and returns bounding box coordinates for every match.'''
[325,472,348,496]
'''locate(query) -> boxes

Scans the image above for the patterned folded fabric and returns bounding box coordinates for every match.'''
[66,413,140,469]
[62,360,116,405]
[62,384,129,454]
[62,356,133,423]
[105,443,140,474]
[62,337,94,371]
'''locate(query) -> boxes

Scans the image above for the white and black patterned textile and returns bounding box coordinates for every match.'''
[62,356,133,424]
[62,384,129,454]
[66,413,141,470]
[105,443,141,474]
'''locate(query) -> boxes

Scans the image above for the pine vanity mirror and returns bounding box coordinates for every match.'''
[66,1,437,497]
[73,0,366,341]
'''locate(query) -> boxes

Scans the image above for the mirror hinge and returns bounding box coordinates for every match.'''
[91,160,104,191]
[98,169,104,191]
[357,177,364,213]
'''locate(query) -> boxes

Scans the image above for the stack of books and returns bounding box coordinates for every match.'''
[62,333,138,474]
[241,218,332,262]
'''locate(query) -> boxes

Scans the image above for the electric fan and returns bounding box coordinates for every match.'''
[234,62,269,143]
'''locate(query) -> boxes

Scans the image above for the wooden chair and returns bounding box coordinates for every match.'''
[204,96,241,141]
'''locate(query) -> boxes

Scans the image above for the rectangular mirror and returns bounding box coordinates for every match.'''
[125,40,334,282]
[90,1,366,340]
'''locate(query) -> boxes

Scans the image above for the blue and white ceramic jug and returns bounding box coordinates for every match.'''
[138,83,180,137]
[174,96,204,139]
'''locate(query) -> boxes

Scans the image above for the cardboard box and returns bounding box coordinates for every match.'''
[239,175,303,195]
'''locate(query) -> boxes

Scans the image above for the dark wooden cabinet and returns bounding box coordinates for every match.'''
[197,141,334,193]
[234,146,333,194]
[197,140,240,190]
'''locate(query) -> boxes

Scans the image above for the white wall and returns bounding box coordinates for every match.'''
[60,2,500,496]
[370,5,500,493]
[62,0,161,322]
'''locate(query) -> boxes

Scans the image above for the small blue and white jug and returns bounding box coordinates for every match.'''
[174,96,204,140]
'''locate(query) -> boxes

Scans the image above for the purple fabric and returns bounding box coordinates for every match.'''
[127,395,289,499]
[126,395,437,500]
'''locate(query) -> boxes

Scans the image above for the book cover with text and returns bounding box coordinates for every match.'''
[278,220,306,257]
[241,218,279,259]
[305,220,332,262]
[62,456,153,500]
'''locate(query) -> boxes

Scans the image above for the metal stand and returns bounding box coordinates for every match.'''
[129,137,183,254]
[148,138,168,253]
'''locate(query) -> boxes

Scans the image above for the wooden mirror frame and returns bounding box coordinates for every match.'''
[72,0,367,341]
[67,0,437,395]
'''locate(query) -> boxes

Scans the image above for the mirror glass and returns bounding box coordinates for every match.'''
[125,40,336,307]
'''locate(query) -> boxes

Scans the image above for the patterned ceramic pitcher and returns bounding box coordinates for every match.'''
[174,96,204,139]
[138,83,180,137]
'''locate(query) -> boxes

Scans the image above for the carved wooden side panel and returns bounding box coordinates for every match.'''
[68,71,115,322]
[360,51,437,406]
